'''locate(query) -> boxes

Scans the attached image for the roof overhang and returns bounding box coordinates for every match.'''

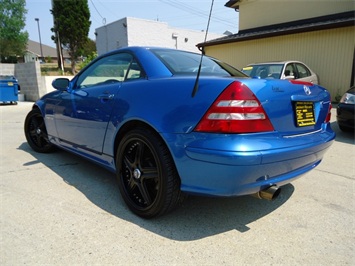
[25,50,40,57]
[198,11,355,48]
[224,0,240,9]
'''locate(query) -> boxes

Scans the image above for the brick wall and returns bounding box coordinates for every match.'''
[0,62,42,101]
[15,62,42,101]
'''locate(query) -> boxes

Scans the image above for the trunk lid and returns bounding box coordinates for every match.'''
[241,79,331,135]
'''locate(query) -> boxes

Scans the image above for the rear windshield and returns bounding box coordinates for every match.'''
[152,49,247,78]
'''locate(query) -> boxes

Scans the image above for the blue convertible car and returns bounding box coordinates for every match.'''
[24,47,335,218]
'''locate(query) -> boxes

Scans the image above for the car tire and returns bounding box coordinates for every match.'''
[339,124,353,132]
[116,128,183,218]
[24,108,55,153]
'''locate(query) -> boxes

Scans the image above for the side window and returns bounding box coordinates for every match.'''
[76,53,143,88]
[295,63,311,78]
[126,60,143,80]
[285,64,296,78]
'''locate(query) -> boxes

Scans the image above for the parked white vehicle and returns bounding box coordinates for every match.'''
[242,61,319,84]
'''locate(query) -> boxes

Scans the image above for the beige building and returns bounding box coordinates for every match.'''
[199,0,355,100]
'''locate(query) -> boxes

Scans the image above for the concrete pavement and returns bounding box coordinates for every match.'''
[1,101,354,265]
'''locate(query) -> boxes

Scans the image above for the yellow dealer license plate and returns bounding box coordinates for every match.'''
[295,101,316,127]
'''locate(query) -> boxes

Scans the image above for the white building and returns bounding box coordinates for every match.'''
[95,17,225,55]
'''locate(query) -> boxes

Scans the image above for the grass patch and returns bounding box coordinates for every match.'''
[40,63,77,76]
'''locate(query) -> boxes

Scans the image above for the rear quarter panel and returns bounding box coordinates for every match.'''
[102,76,236,156]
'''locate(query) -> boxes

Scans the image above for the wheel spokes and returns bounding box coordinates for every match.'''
[136,182,153,205]
[134,140,145,167]
[141,167,159,181]
[29,128,38,138]
[123,154,135,175]
[29,116,48,148]
[122,139,159,208]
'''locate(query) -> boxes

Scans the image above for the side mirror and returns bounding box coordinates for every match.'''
[52,78,70,91]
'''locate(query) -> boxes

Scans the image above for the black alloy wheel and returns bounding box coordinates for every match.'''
[24,108,55,153]
[116,128,183,218]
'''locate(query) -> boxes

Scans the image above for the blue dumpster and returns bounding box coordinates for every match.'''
[0,75,19,104]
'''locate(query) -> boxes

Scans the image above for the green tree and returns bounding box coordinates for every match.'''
[51,0,91,74]
[77,38,96,69]
[78,51,97,70]
[80,38,96,58]
[0,0,28,63]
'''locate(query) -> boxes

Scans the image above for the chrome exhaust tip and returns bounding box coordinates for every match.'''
[252,185,281,201]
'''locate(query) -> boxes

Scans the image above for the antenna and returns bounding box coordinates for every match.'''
[191,0,215,98]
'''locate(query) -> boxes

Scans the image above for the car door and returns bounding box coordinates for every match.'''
[54,52,135,153]
[283,63,297,80]
[294,63,317,84]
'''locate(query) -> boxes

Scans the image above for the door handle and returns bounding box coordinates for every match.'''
[98,93,114,101]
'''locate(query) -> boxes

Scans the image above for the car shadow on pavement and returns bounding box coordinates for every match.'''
[19,142,295,241]
[330,121,354,145]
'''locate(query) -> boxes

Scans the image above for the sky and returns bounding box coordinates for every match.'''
[25,0,239,48]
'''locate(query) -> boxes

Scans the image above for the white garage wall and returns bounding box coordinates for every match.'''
[96,17,224,55]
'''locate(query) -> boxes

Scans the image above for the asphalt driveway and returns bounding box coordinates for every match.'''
[1,102,354,265]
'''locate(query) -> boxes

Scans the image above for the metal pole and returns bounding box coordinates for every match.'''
[57,31,64,74]
[35,18,44,62]
[51,0,63,69]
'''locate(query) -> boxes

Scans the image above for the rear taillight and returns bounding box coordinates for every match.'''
[194,81,274,133]
[289,80,314,86]
[325,102,332,123]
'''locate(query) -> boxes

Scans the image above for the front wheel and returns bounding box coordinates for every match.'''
[116,128,183,218]
[24,108,55,153]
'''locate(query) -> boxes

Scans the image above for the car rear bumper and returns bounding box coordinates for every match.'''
[337,104,355,129]
[164,127,335,197]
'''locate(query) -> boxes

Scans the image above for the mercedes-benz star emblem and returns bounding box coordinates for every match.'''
[303,85,311,95]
